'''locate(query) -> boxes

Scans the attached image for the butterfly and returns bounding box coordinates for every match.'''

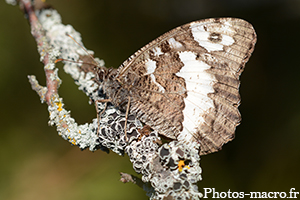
[96,17,256,155]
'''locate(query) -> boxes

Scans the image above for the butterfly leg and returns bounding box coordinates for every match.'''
[95,99,111,136]
[124,96,131,142]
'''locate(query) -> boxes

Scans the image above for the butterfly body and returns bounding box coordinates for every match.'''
[98,17,256,155]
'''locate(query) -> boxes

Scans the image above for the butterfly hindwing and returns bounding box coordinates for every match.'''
[114,17,256,155]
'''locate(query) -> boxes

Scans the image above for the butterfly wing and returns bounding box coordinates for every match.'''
[116,18,256,155]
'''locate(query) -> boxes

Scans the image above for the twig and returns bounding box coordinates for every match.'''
[10,1,203,199]
[21,0,60,104]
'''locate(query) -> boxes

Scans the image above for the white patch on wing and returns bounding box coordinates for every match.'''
[153,46,163,56]
[176,51,216,142]
[144,60,165,92]
[190,22,235,52]
[168,38,183,49]
[144,59,156,74]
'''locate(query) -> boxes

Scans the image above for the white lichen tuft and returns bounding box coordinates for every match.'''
[38,9,88,63]
[47,94,100,151]
[126,139,203,200]
[28,75,48,103]
[5,0,17,6]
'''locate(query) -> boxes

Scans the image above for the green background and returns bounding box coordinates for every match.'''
[1,0,300,199]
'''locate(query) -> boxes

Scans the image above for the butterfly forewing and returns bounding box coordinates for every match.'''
[116,18,256,155]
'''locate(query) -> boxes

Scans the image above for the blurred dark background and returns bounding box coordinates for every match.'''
[1,0,300,199]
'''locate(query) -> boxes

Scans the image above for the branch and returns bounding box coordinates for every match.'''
[9,0,203,199]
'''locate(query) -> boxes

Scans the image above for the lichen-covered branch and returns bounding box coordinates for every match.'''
[9,0,203,199]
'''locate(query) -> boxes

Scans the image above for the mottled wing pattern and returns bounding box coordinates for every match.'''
[116,18,256,155]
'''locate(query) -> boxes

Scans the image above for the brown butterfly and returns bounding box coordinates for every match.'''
[96,17,256,155]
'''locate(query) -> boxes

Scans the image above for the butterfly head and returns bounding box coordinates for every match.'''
[95,66,110,83]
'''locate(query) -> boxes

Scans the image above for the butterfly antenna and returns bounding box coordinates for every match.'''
[65,33,98,67]
[54,58,96,67]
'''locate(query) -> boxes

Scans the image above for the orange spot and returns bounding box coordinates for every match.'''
[55,102,63,111]
[178,160,185,172]
[68,137,76,145]
[178,160,190,172]
[55,58,63,63]
[71,138,76,145]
